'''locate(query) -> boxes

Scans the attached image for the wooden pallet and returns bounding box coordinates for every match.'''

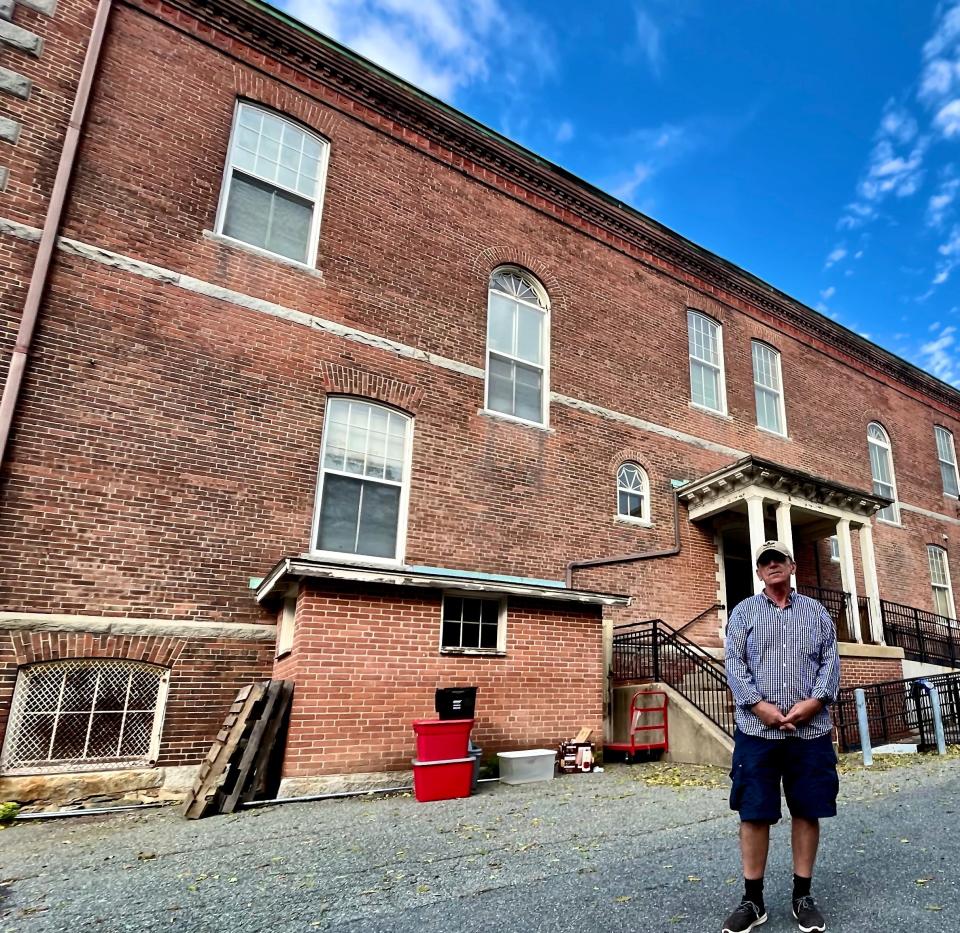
[180,679,293,819]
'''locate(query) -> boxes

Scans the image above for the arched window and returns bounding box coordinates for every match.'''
[934,426,959,498]
[927,545,956,620]
[617,462,650,523]
[867,422,899,523]
[216,101,330,265]
[485,267,550,425]
[751,341,787,435]
[0,660,169,774]
[313,398,413,562]
[687,311,726,414]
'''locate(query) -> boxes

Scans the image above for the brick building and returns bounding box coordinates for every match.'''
[0,0,957,799]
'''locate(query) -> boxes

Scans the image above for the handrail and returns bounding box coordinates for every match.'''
[675,603,724,637]
[612,619,733,736]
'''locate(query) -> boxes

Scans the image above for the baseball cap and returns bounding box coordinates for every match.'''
[754,540,794,564]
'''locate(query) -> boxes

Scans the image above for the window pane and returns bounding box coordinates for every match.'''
[461,622,481,648]
[50,712,89,760]
[868,441,892,485]
[933,588,951,618]
[516,304,542,364]
[265,186,312,263]
[487,293,515,355]
[514,362,542,422]
[317,474,362,553]
[443,597,463,622]
[480,600,499,625]
[223,173,312,263]
[943,462,960,497]
[488,354,514,415]
[356,481,400,558]
[462,599,482,623]
[86,712,124,759]
[479,621,498,649]
[441,620,461,648]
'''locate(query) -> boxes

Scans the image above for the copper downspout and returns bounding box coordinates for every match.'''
[565,489,683,588]
[0,0,114,468]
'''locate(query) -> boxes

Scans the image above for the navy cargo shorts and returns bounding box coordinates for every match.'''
[729,729,839,823]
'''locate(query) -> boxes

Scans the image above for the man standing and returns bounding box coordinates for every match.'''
[722,540,841,933]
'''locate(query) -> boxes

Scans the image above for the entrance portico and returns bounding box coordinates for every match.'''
[678,457,892,644]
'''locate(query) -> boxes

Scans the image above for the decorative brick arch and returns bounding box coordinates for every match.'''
[606,448,651,474]
[320,362,424,416]
[9,632,187,667]
[470,247,566,314]
[233,73,339,139]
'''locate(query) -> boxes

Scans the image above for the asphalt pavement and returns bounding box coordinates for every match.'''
[2,753,958,933]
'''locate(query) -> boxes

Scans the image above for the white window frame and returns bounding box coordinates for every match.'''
[483,266,551,428]
[751,340,787,436]
[687,310,727,415]
[829,535,840,562]
[214,100,330,268]
[867,422,900,524]
[616,461,651,525]
[439,593,507,654]
[0,660,170,775]
[935,426,960,499]
[310,397,414,567]
[927,545,956,621]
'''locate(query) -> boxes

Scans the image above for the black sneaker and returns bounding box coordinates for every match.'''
[722,899,767,933]
[792,895,826,932]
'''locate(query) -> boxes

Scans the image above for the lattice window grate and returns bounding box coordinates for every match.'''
[0,659,169,775]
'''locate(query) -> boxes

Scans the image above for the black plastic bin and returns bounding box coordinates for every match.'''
[435,686,477,720]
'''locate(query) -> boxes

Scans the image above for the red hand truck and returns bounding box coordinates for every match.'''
[605,690,668,756]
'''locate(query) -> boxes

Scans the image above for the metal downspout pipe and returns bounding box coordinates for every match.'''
[0,0,114,469]
[564,489,684,588]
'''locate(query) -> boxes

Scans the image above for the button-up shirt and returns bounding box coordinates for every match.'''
[724,589,841,740]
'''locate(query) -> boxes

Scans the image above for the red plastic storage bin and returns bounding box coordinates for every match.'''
[412,718,473,762]
[412,757,474,802]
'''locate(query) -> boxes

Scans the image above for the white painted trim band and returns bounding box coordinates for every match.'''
[0,612,277,640]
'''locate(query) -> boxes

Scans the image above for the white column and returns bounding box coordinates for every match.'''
[858,521,883,645]
[775,500,796,589]
[836,518,862,643]
[746,495,767,594]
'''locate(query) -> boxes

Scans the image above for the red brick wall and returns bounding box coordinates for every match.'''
[0,628,274,766]
[0,0,955,786]
[276,584,604,776]
[839,656,904,689]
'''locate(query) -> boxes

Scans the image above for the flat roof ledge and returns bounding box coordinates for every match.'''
[255,557,630,608]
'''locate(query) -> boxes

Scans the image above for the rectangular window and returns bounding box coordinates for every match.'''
[829,536,840,562]
[751,341,786,435]
[928,546,956,620]
[935,426,959,498]
[313,398,412,563]
[216,102,329,265]
[687,311,726,414]
[276,597,296,657]
[440,595,506,652]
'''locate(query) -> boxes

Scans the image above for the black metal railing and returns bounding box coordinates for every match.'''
[880,600,960,668]
[797,586,855,642]
[834,671,960,752]
[675,603,724,637]
[612,619,735,736]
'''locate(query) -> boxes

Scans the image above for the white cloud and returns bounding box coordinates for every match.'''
[917,324,960,384]
[820,286,836,300]
[928,173,960,227]
[825,246,847,268]
[555,120,575,143]
[930,224,960,287]
[611,162,653,201]
[880,106,918,144]
[934,98,960,136]
[282,0,551,101]
[633,7,663,77]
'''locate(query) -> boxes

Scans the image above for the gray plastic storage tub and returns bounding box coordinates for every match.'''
[497,749,556,784]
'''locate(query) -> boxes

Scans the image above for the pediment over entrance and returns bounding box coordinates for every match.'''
[677,456,891,523]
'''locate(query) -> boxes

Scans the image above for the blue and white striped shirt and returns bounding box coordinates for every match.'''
[724,590,841,740]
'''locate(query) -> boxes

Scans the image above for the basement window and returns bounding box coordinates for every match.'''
[0,660,170,775]
[440,595,506,654]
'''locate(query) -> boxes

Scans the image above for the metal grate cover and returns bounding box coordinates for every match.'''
[1,659,170,774]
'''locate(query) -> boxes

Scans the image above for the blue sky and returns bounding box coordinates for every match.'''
[278,0,960,388]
